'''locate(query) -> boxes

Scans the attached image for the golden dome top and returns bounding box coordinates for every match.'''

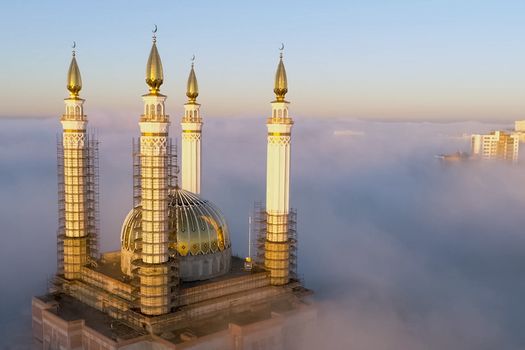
[186,62,199,103]
[67,50,82,98]
[145,36,164,94]
[273,52,288,102]
[121,188,231,258]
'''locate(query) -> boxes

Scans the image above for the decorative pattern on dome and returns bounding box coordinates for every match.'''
[67,54,82,98]
[274,52,287,102]
[145,39,164,94]
[186,62,199,103]
[121,188,231,258]
[168,189,230,256]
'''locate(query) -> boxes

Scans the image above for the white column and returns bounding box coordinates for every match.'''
[181,103,202,194]
[139,94,171,315]
[61,98,89,280]
[265,101,293,285]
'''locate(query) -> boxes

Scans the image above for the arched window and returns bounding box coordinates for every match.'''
[284,109,287,118]
[75,106,80,115]
[150,104,155,116]
[278,109,282,118]
[157,104,162,116]
[145,105,149,116]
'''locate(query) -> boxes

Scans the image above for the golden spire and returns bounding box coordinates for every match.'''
[186,55,199,103]
[145,25,164,94]
[273,44,288,102]
[67,42,82,98]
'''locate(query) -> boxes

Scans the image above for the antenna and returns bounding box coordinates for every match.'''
[244,215,254,271]
[248,215,252,258]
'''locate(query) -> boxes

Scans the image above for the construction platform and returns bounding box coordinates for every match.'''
[33,255,315,349]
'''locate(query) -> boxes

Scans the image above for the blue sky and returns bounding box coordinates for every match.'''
[0,0,524,121]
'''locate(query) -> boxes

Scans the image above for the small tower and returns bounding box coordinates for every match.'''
[181,57,203,194]
[264,48,293,285]
[58,46,91,280]
[137,30,173,316]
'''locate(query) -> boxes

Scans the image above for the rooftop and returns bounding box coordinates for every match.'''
[89,252,130,282]
[40,293,147,341]
[182,256,264,289]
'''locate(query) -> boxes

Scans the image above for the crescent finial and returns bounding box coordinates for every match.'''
[153,24,158,34]
[72,41,76,49]
[280,43,284,51]
[191,54,195,62]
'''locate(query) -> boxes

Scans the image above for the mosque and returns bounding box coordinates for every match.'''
[32,30,315,349]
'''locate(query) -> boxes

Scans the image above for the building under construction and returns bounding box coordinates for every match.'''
[32,33,315,349]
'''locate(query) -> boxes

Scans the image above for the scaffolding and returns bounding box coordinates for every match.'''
[252,201,266,266]
[133,138,178,208]
[57,136,65,275]
[167,138,179,190]
[86,135,100,260]
[252,202,298,281]
[56,133,100,277]
[131,137,180,312]
[288,209,298,281]
[132,138,141,208]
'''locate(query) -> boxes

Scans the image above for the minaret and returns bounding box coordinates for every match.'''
[181,57,202,194]
[137,30,172,315]
[265,48,293,285]
[60,45,90,280]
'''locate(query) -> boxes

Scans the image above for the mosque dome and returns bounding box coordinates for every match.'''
[145,38,164,94]
[67,54,82,98]
[121,187,232,281]
[273,53,287,102]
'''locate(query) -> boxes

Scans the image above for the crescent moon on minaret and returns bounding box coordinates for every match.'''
[191,54,195,62]
[279,43,284,51]
[72,41,76,49]
[153,24,158,34]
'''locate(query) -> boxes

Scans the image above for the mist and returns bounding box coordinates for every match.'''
[1,116,524,349]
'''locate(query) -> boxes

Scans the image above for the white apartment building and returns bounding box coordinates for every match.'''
[471,131,519,162]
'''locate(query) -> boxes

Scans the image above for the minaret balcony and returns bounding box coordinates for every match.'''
[267,117,294,125]
[140,115,169,123]
[181,116,202,124]
[61,115,87,122]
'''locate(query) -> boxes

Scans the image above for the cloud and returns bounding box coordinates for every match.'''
[333,129,366,137]
[1,117,523,348]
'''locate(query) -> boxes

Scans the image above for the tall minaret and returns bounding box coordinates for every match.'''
[138,30,172,315]
[60,45,90,280]
[265,48,293,286]
[181,58,202,194]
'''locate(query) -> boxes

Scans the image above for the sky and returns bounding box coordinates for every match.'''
[0,0,524,121]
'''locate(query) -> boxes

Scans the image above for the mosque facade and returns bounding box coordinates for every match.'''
[32,31,315,349]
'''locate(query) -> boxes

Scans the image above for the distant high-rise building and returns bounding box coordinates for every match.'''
[515,120,525,132]
[513,120,525,143]
[471,131,519,162]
